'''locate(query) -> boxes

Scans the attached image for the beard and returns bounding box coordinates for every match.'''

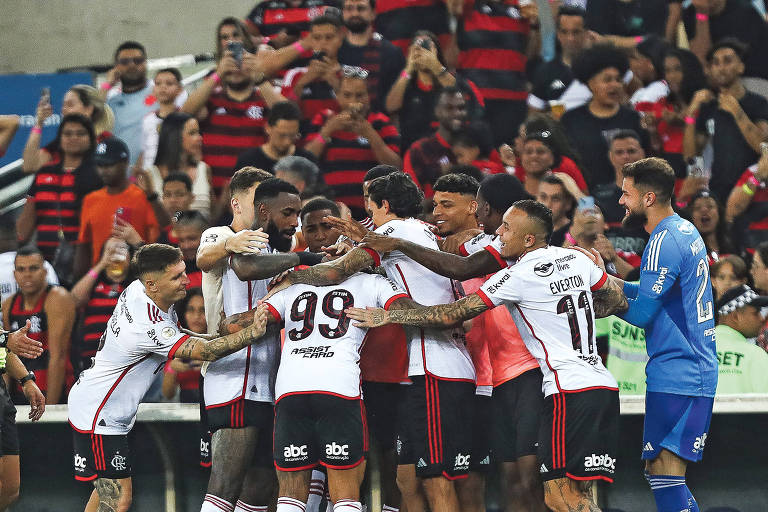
[226,76,251,91]
[120,72,146,89]
[345,18,369,34]
[622,208,648,231]
[266,220,294,253]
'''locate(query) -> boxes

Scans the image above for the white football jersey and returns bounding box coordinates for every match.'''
[68,280,190,435]
[204,244,282,406]
[368,218,476,381]
[475,246,618,396]
[266,273,408,400]
[199,226,236,336]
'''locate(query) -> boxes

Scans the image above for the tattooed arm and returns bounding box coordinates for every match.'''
[174,305,269,361]
[231,252,324,281]
[591,275,629,318]
[345,294,489,329]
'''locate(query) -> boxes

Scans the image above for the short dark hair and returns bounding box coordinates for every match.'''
[133,243,182,278]
[622,157,676,204]
[15,245,44,261]
[364,165,400,182]
[437,86,464,105]
[556,5,586,26]
[163,172,192,192]
[433,173,480,197]
[367,173,424,219]
[711,254,748,282]
[155,67,182,83]
[274,156,319,190]
[610,129,642,147]
[572,43,629,84]
[706,37,748,63]
[216,17,256,60]
[446,164,484,183]
[268,101,302,126]
[311,13,343,29]
[114,41,146,61]
[479,174,530,214]
[229,167,274,195]
[453,122,494,159]
[513,199,553,239]
[174,210,209,232]
[301,197,340,222]
[253,178,300,209]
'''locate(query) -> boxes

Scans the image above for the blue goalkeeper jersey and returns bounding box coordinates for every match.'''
[619,214,718,397]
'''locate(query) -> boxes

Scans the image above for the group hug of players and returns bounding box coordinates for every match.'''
[66,157,717,512]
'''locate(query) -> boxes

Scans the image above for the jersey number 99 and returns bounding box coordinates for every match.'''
[289,289,354,341]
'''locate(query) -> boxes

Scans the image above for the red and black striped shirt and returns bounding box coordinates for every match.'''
[80,279,125,363]
[201,87,269,197]
[305,109,401,218]
[282,68,339,131]
[375,0,452,54]
[246,0,340,38]
[457,0,530,102]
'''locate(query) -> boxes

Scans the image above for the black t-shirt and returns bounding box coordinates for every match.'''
[337,34,405,113]
[683,0,768,80]
[550,222,571,247]
[561,105,650,191]
[696,91,768,201]
[586,0,672,36]
[234,146,318,174]
[527,55,574,106]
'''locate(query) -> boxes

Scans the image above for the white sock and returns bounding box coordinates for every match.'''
[234,501,268,512]
[306,469,327,512]
[277,497,307,512]
[201,494,235,512]
[382,506,399,512]
[333,500,362,512]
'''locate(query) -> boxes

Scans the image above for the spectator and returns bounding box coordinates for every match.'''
[750,242,768,353]
[527,6,587,114]
[16,114,102,274]
[726,147,768,252]
[452,0,539,147]
[235,101,317,173]
[518,129,588,197]
[536,173,576,246]
[245,0,339,48]
[564,204,638,277]
[505,113,583,174]
[0,218,58,299]
[386,31,484,151]
[628,36,671,109]
[683,38,768,202]
[2,246,75,405]
[683,0,768,81]
[143,112,212,217]
[451,124,505,176]
[304,66,401,218]
[282,14,344,129]
[140,68,184,172]
[711,255,748,299]
[75,137,160,278]
[274,155,321,197]
[0,115,19,157]
[713,285,768,393]
[561,44,650,190]
[70,237,131,374]
[23,84,114,173]
[685,190,737,263]
[586,0,676,42]
[183,17,286,201]
[161,173,195,224]
[173,211,209,289]
[338,0,405,111]
[374,0,451,55]
[162,287,206,402]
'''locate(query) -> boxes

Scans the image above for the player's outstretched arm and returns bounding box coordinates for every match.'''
[346,294,489,329]
[174,305,269,361]
[361,231,504,280]
[592,275,629,318]
[231,251,324,281]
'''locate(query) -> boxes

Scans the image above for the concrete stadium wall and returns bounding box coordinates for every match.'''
[0,1,256,74]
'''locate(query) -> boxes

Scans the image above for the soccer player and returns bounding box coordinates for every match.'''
[339,200,629,512]
[68,244,269,512]
[579,157,718,512]
[267,172,476,512]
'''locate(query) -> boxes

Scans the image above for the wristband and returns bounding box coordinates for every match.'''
[19,372,36,385]
[31,126,42,135]
[743,183,756,196]
[565,232,577,245]
[400,70,412,80]
[87,268,99,279]
[291,41,306,53]
[634,35,645,45]
[297,251,325,267]
[685,116,696,125]
[696,12,709,21]
[211,72,221,84]
[438,66,448,76]
[100,82,112,92]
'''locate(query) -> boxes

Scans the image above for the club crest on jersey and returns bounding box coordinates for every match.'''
[246,106,264,119]
[534,262,554,277]
[677,221,695,235]
[111,453,127,471]
[203,233,218,244]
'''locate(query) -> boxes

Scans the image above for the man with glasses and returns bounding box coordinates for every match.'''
[304,66,402,218]
[235,101,317,174]
[338,0,404,112]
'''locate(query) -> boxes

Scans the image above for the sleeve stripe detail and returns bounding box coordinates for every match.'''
[167,335,191,360]
[475,290,495,308]
[361,247,381,267]
[590,272,608,291]
[459,244,469,256]
[644,230,667,272]
[384,293,409,310]
[484,245,506,269]
[266,303,282,323]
